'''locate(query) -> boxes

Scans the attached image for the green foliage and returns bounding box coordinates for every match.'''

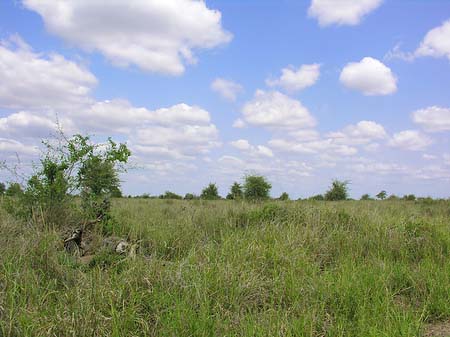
[0,182,5,195]
[5,182,23,197]
[226,182,243,200]
[279,192,289,201]
[403,194,416,201]
[3,133,130,227]
[200,183,220,200]
[360,194,371,200]
[309,194,324,201]
[376,190,387,200]
[325,180,349,201]
[184,193,196,200]
[159,191,182,200]
[243,174,272,201]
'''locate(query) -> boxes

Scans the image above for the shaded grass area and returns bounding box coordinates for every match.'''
[1,199,450,336]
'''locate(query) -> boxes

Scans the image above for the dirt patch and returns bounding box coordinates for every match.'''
[424,321,450,337]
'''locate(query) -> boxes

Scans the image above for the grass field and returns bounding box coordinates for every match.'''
[1,198,450,336]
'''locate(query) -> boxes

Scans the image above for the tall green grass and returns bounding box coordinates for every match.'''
[1,198,449,336]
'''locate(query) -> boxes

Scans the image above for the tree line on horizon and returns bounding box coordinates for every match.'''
[123,178,436,202]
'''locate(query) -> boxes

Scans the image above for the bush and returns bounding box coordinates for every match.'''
[2,133,130,227]
[0,182,5,195]
[243,174,271,201]
[200,183,220,200]
[159,191,182,200]
[360,194,371,200]
[403,194,416,201]
[279,192,289,201]
[184,193,197,200]
[376,190,387,200]
[5,182,23,197]
[325,180,349,201]
[309,194,324,201]
[226,182,243,200]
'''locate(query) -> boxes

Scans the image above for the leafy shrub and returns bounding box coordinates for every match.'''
[325,180,349,201]
[200,183,220,200]
[243,174,271,201]
[226,182,243,200]
[279,192,290,201]
[309,194,324,201]
[3,133,130,228]
[159,191,182,200]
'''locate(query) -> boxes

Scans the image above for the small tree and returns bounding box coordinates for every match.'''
[403,194,416,201]
[360,194,371,200]
[243,174,271,201]
[160,191,182,200]
[0,182,6,195]
[184,193,196,200]
[376,190,387,200]
[279,192,289,201]
[3,133,130,227]
[309,194,324,201]
[201,183,220,200]
[324,180,349,201]
[226,182,243,200]
[5,182,23,197]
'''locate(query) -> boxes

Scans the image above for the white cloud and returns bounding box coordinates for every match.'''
[412,106,450,132]
[230,139,274,158]
[130,121,220,160]
[288,129,320,141]
[423,154,437,160]
[351,161,408,175]
[266,64,320,92]
[0,138,39,156]
[241,90,316,129]
[0,35,96,110]
[0,111,76,138]
[416,19,450,60]
[269,138,357,156]
[230,139,251,151]
[326,120,387,145]
[211,78,243,101]
[79,100,211,134]
[23,0,232,75]
[308,0,383,27]
[389,130,432,151]
[232,118,246,128]
[340,57,397,96]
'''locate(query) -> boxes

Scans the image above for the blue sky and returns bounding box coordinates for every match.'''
[1,0,450,198]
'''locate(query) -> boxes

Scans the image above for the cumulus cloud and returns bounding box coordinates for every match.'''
[389,130,432,151]
[308,0,383,27]
[78,100,211,134]
[269,138,358,156]
[340,57,397,96]
[412,106,450,132]
[415,19,450,60]
[211,78,243,101]
[0,111,76,139]
[326,120,387,145]
[266,64,320,92]
[23,0,232,75]
[241,90,316,129]
[232,118,246,128]
[0,35,96,111]
[230,139,274,158]
[0,138,39,156]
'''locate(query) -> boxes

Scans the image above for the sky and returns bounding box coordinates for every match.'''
[1,0,450,199]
